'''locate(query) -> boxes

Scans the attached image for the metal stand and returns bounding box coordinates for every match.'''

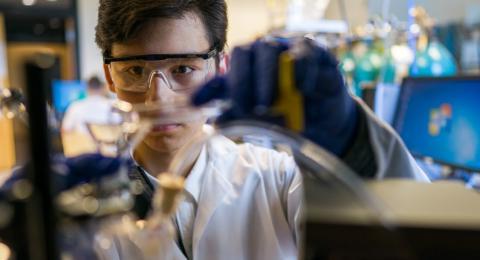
[23,58,59,260]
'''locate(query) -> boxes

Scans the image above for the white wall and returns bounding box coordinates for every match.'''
[323,0,369,32]
[226,0,271,47]
[225,0,369,47]
[77,0,103,80]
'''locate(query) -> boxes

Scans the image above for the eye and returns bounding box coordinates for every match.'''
[172,65,194,74]
[126,66,144,77]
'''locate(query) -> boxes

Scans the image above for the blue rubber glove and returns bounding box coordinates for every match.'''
[193,38,358,156]
[62,153,126,190]
[2,153,126,195]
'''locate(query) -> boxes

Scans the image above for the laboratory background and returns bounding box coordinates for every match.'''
[0,0,479,259]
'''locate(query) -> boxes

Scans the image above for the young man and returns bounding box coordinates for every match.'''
[95,0,427,259]
[98,3,301,258]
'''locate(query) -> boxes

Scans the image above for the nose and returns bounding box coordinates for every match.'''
[146,70,176,103]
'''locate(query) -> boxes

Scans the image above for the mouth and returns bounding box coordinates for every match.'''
[151,123,183,133]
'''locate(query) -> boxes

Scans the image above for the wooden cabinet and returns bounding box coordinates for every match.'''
[0,14,15,172]
[0,118,15,171]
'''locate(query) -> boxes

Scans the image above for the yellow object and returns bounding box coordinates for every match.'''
[273,51,304,132]
[0,118,15,171]
[0,14,15,172]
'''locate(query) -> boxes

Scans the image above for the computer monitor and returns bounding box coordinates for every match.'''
[52,80,86,116]
[393,76,480,172]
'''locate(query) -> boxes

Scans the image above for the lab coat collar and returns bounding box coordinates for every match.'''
[183,144,207,202]
[129,128,214,203]
[129,149,160,187]
[129,128,240,254]
[192,135,238,255]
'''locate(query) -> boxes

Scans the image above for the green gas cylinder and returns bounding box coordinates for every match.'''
[353,40,383,97]
[410,40,457,77]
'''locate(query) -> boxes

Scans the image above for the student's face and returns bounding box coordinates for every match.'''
[104,12,215,154]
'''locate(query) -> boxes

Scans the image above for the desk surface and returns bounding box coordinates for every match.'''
[367,179,480,228]
[62,132,97,157]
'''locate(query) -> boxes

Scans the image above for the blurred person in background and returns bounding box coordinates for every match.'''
[61,75,111,134]
[61,76,112,156]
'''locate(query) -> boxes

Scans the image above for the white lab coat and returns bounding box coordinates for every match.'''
[140,102,428,260]
[359,100,429,181]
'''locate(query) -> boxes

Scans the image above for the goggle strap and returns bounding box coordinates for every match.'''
[104,47,218,64]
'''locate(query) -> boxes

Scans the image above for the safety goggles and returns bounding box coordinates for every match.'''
[104,47,218,93]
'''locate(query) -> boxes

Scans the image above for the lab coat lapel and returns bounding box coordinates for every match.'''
[192,136,237,254]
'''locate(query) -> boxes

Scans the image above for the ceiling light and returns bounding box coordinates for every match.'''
[22,0,37,6]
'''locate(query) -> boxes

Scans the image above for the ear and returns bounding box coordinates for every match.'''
[103,64,116,93]
[217,52,230,75]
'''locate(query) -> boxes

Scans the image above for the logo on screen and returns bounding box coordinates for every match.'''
[429,103,452,136]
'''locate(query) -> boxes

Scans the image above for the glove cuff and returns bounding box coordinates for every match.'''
[341,102,378,178]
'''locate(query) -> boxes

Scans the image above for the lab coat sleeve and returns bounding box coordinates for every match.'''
[283,158,304,247]
[358,100,430,181]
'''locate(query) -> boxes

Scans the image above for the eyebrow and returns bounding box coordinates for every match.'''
[104,46,217,64]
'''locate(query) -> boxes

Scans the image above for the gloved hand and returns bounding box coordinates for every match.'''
[192,38,358,156]
[2,153,126,195]
[62,153,126,190]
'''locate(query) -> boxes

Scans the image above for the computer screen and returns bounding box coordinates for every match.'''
[52,80,86,115]
[393,76,480,171]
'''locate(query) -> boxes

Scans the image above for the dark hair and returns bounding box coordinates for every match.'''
[95,0,228,57]
[87,76,103,89]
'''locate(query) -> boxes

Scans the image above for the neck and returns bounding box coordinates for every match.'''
[133,143,175,176]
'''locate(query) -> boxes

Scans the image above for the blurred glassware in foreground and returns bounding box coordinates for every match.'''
[57,98,225,258]
[0,87,27,122]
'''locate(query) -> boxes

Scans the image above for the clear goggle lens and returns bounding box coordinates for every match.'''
[109,57,214,93]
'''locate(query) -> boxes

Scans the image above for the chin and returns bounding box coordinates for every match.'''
[140,120,204,152]
[143,134,185,154]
